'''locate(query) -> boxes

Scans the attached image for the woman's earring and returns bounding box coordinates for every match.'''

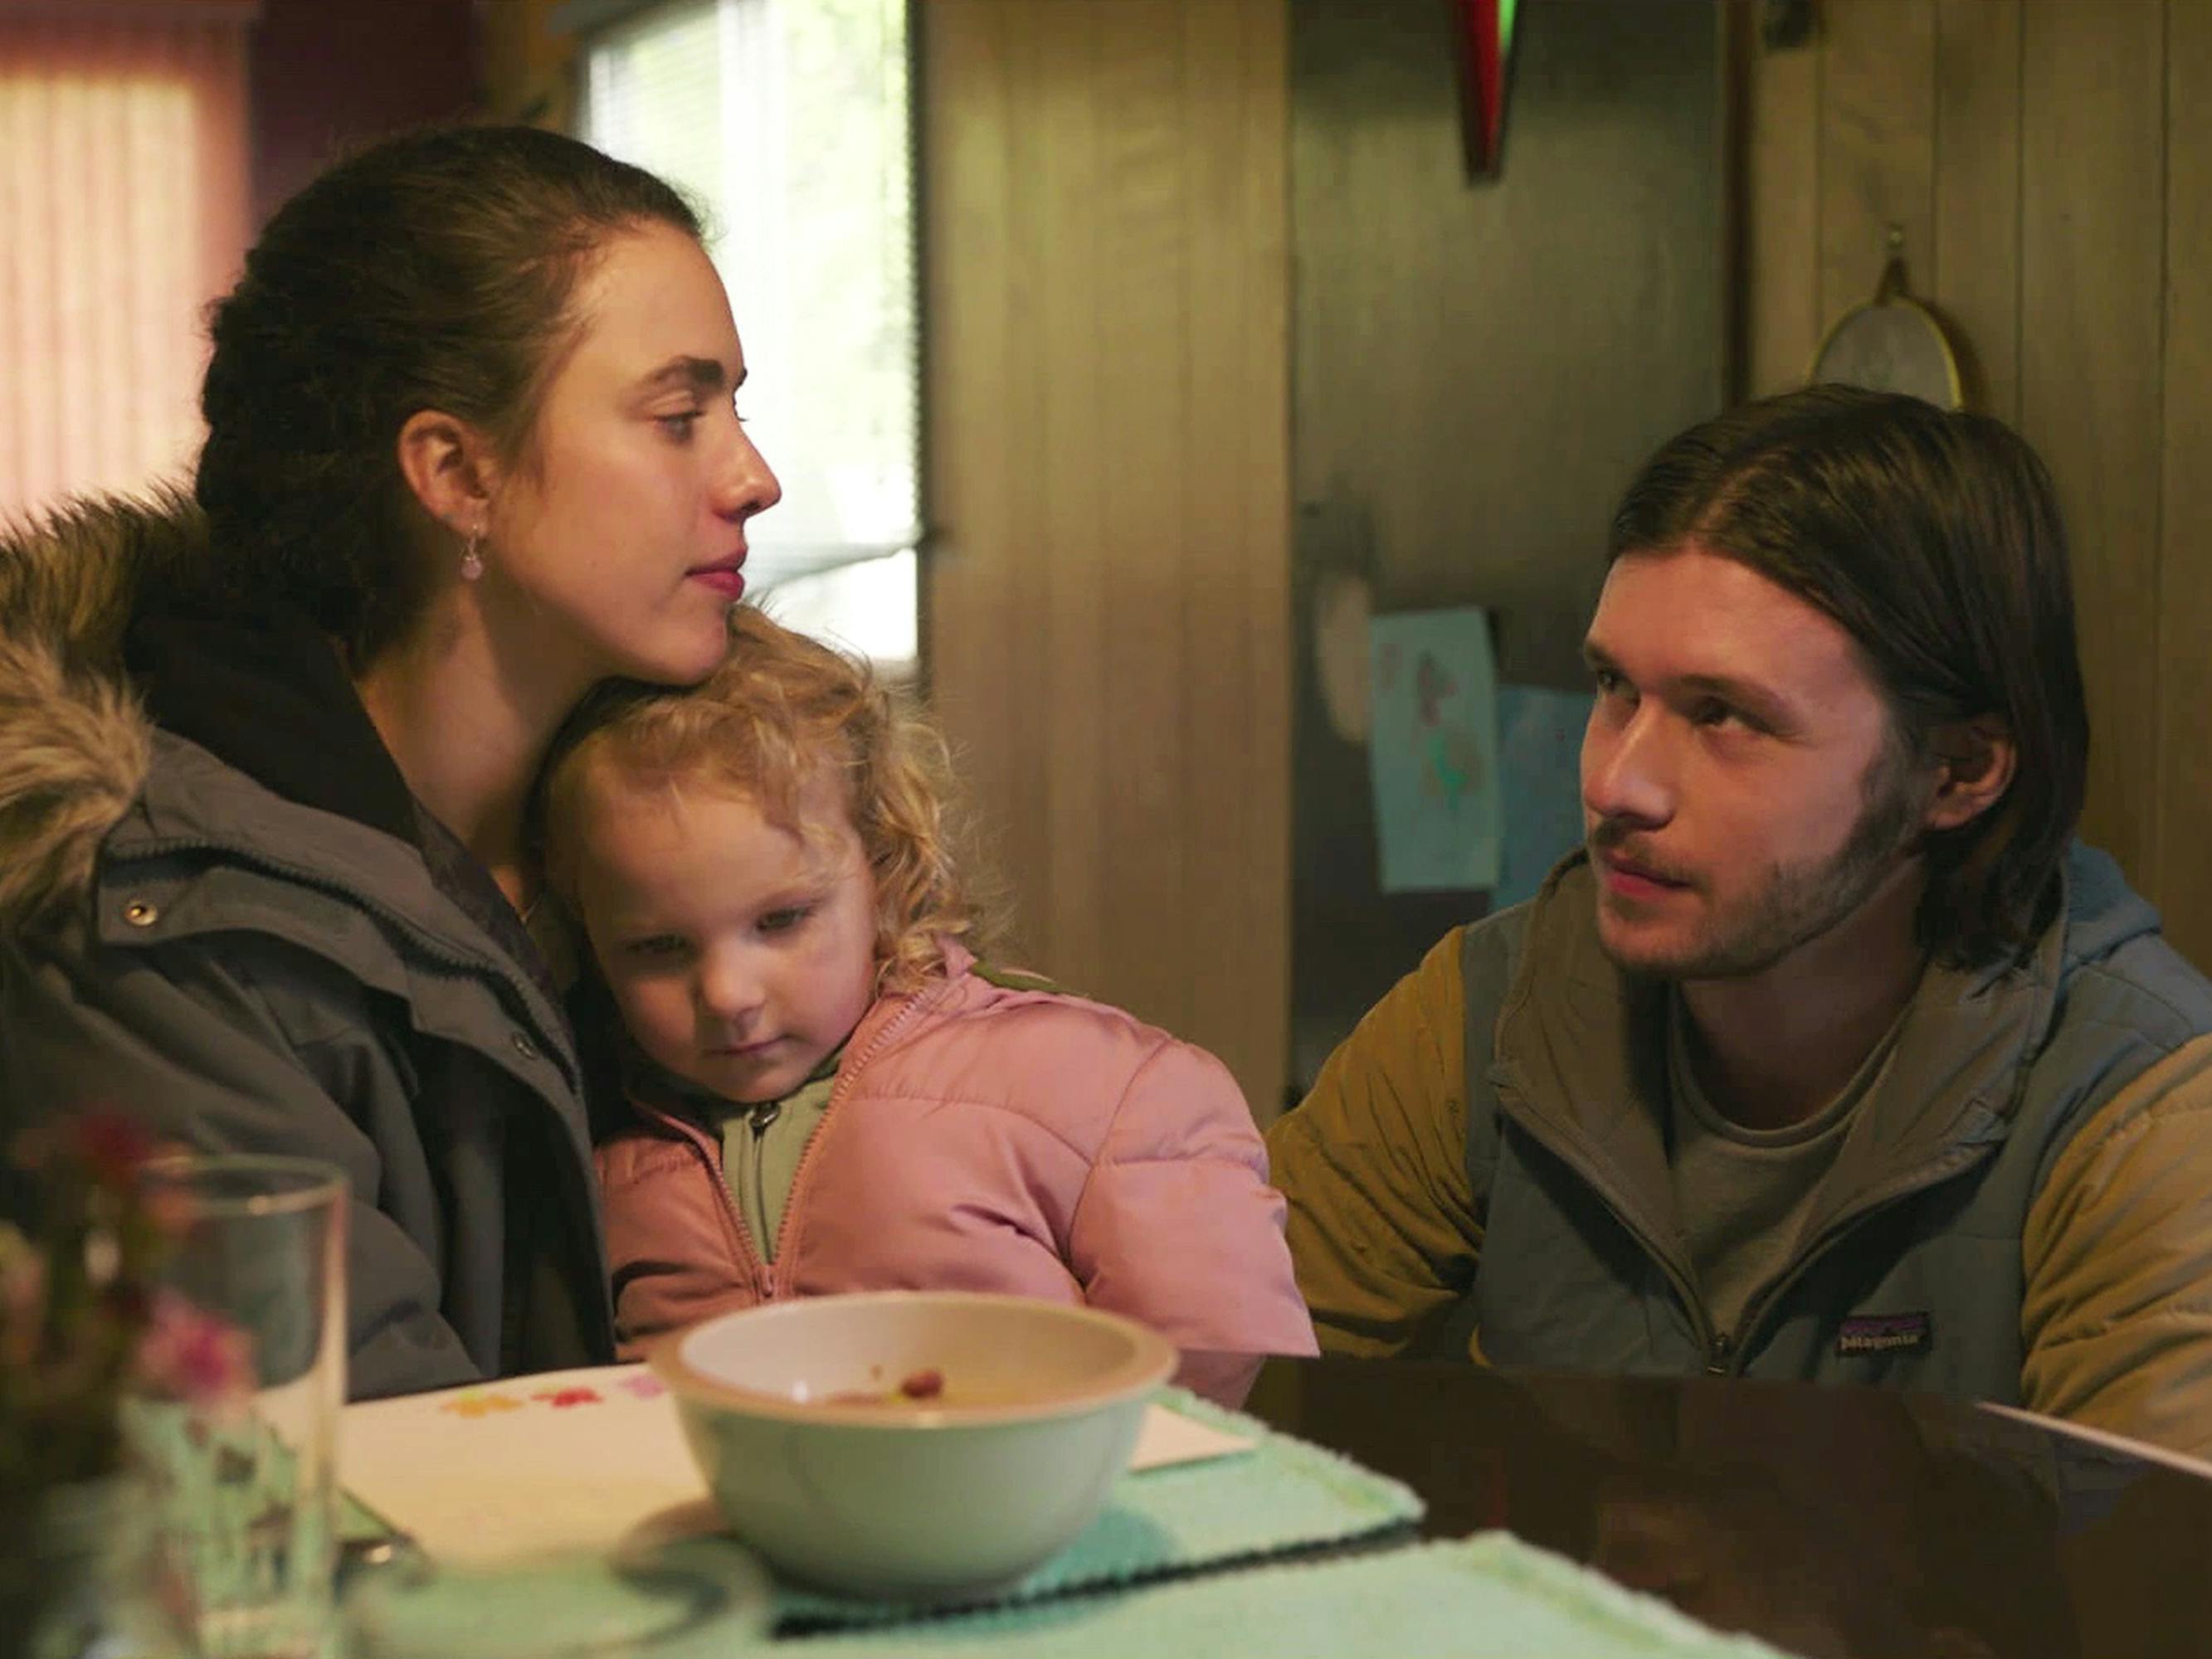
[460,532,485,583]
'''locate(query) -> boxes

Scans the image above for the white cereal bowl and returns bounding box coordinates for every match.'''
[649,1292,1177,1601]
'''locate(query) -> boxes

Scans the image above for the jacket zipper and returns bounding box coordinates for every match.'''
[1499,1086,1997,1377]
[743,1099,780,1255]
[766,975,962,1294]
[1496,1097,1728,1366]
[1725,1140,1995,1366]
[633,1101,773,1299]
[636,975,963,1304]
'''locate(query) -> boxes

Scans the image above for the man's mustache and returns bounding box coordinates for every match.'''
[1587,819,1694,888]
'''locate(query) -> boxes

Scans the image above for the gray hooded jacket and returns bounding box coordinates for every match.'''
[1270,848,2212,1455]
[1466,850,2212,1394]
[0,495,614,1399]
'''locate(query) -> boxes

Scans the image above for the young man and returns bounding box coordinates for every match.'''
[1267,386,2212,1455]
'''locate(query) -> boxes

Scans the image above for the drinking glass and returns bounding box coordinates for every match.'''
[126,1154,348,1659]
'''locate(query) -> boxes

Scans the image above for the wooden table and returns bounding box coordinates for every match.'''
[1239,1356,2212,1659]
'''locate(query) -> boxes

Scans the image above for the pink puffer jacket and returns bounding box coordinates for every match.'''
[595,944,1317,1399]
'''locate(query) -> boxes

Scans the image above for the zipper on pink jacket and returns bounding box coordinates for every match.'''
[626,1093,774,1302]
[764,971,964,1297]
[625,970,968,1304]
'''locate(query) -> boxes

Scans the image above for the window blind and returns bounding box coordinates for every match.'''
[0,7,252,519]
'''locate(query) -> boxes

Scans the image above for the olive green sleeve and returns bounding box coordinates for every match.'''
[1264,929,1482,1358]
[2021,1033,2212,1458]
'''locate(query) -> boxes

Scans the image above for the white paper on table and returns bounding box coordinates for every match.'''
[339,1363,1254,1569]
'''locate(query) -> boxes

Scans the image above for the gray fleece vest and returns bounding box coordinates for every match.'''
[1462,846,2212,1400]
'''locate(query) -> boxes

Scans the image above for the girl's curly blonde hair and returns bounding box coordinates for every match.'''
[539,605,992,993]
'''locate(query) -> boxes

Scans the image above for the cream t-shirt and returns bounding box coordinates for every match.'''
[1665,997,1903,1339]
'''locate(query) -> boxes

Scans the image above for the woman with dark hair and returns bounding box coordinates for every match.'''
[0,125,780,1399]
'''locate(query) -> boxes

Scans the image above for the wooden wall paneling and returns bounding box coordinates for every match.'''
[2019,0,2166,889]
[1932,0,2023,421]
[923,0,1292,1116]
[2159,1,2212,971]
[918,0,998,820]
[1739,3,1820,397]
[922,1,1056,967]
[1236,0,1293,1119]
[1032,2,1111,986]
[1290,5,1466,605]
[1297,1,1726,611]
[1282,3,1362,519]
[1391,60,1474,606]
[1815,0,1936,343]
[479,0,574,128]
[1181,0,1291,1112]
[1093,0,1192,1034]
[997,11,1058,973]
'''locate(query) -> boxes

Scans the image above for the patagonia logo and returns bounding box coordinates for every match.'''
[1836,1311,1932,1357]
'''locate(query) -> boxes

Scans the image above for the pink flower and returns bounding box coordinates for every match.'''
[14,1109,158,1189]
[0,1224,47,1370]
[72,1111,158,1192]
[139,1183,199,1241]
[135,1290,254,1410]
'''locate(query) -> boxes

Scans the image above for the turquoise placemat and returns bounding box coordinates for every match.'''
[772,1387,1422,1632]
[799,1533,1801,1657]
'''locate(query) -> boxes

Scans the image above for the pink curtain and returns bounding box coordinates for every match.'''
[0,1,255,522]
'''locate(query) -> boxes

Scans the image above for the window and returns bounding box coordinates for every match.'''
[575,0,919,671]
[0,8,252,520]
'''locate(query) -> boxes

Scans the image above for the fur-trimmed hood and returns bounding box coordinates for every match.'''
[0,502,618,1401]
[0,492,200,936]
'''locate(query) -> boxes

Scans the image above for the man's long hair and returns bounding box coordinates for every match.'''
[1608,385,2088,969]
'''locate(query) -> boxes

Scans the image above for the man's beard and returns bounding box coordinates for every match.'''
[1591,737,1926,981]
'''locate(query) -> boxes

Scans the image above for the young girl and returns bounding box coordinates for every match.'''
[540,606,1316,1399]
